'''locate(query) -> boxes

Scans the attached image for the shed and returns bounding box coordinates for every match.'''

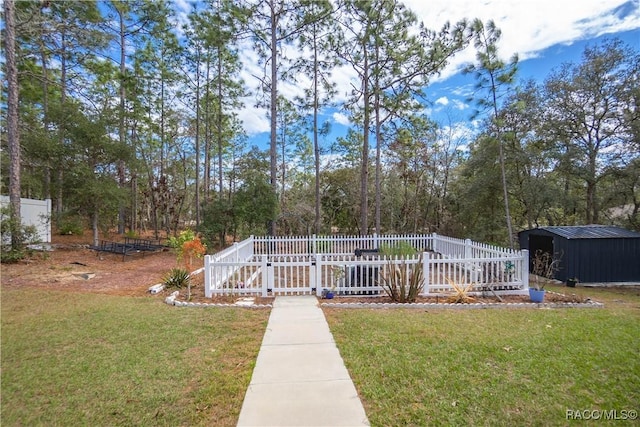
[518,225,640,283]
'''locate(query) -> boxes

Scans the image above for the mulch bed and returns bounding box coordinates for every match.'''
[320,292,590,305]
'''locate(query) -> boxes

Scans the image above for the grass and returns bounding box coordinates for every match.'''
[1,287,269,426]
[324,285,640,426]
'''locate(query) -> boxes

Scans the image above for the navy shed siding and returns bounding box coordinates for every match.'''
[518,226,640,283]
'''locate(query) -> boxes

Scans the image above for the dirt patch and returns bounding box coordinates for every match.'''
[1,232,178,297]
[1,231,273,307]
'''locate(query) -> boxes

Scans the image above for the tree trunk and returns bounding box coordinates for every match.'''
[203,56,211,201]
[360,93,370,236]
[360,55,370,235]
[374,92,382,235]
[312,25,321,235]
[4,0,21,249]
[497,140,514,248]
[217,51,224,197]
[117,9,127,234]
[57,31,68,225]
[268,4,278,236]
[92,211,99,247]
[586,180,597,224]
[38,21,51,202]
[373,41,382,235]
[586,151,599,224]
[194,46,201,228]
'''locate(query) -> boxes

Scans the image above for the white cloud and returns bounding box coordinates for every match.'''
[402,0,640,81]
[451,99,468,110]
[237,101,270,136]
[433,97,468,114]
[169,0,192,38]
[333,112,351,126]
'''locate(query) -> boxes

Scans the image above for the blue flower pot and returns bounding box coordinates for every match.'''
[529,288,545,303]
[326,292,334,299]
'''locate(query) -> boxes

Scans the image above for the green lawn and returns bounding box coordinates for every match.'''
[4,285,638,426]
[1,288,269,426]
[324,285,640,426]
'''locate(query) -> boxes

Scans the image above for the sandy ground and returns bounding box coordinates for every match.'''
[0,232,274,305]
[1,232,182,297]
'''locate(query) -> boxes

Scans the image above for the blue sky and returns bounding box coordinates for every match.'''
[231,0,640,152]
[423,28,640,134]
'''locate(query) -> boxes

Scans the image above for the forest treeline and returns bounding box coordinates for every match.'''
[2,0,639,251]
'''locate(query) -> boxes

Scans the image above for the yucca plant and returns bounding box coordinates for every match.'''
[163,268,191,290]
[444,277,476,303]
[379,253,424,303]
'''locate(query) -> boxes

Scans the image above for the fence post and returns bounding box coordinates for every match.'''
[312,234,317,255]
[314,254,322,296]
[204,255,212,298]
[261,255,268,297]
[432,232,438,253]
[465,238,472,259]
[422,252,430,295]
[522,249,529,290]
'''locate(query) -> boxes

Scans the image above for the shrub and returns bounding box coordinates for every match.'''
[163,268,191,290]
[379,253,424,303]
[530,249,562,290]
[58,218,83,235]
[1,207,41,263]
[124,230,140,239]
[379,241,418,257]
[444,278,476,303]
[167,229,197,251]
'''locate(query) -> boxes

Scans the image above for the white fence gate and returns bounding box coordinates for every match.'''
[267,256,315,295]
[204,255,314,297]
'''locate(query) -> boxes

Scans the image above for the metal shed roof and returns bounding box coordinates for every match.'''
[535,225,640,239]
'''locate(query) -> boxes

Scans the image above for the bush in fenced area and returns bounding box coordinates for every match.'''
[379,241,418,257]
[379,253,424,303]
[444,277,476,303]
[530,249,562,290]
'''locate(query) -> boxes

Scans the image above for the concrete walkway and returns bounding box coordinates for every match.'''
[237,295,370,426]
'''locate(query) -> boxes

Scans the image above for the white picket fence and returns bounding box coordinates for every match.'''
[252,233,433,256]
[203,234,529,298]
